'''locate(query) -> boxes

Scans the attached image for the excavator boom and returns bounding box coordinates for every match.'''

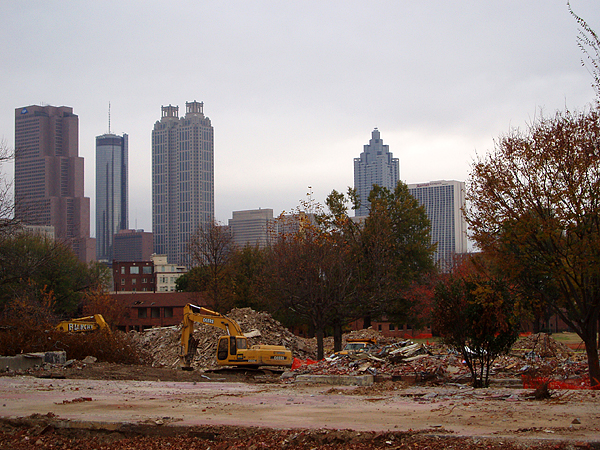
[56,314,110,333]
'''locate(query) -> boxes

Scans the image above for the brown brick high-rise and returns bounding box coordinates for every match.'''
[14,105,95,262]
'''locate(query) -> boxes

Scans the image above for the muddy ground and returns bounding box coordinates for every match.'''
[1,362,599,449]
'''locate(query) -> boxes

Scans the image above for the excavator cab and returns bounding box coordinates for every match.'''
[216,336,248,362]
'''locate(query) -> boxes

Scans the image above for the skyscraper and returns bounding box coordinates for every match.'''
[96,132,128,262]
[228,208,274,248]
[14,105,95,262]
[354,128,399,217]
[152,101,214,265]
[408,180,468,271]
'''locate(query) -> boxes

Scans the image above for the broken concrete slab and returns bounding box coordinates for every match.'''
[0,351,67,372]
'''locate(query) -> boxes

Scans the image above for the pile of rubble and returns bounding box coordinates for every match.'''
[510,332,574,359]
[128,308,315,370]
[128,307,591,387]
[290,332,591,386]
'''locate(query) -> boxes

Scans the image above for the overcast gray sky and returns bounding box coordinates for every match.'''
[1,1,598,237]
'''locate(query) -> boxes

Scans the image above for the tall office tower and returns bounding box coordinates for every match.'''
[229,208,274,248]
[354,128,400,217]
[408,180,468,271]
[152,101,214,265]
[14,105,95,262]
[96,133,128,263]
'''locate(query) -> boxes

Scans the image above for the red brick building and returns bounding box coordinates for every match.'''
[112,292,208,331]
[113,261,156,292]
[349,318,433,339]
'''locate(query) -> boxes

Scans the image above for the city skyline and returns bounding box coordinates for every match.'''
[1,1,599,234]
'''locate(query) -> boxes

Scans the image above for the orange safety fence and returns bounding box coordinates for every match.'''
[291,357,319,370]
[522,374,600,390]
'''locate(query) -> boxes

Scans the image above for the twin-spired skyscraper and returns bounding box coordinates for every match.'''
[152,101,214,265]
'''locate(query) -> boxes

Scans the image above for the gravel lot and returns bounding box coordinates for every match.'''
[1,363,599,449]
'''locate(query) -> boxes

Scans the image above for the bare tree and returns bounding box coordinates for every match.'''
[569,2,600,101]
[187,221,235,312]
[0,140,18,240]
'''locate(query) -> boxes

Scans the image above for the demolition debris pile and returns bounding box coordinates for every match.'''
[128,306,591,387]
[129,308,315,370]
[291,331,591,387]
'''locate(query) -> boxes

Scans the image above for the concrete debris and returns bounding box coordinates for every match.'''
[290,332,590,388]
[123,311,589,388]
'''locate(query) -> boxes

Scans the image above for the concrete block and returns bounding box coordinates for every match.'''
[295,374,374,386]
[0,351,66,371]
[45,351,67,364]
[0,353,44,371]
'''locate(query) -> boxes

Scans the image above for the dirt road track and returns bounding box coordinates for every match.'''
[1,375,600,447]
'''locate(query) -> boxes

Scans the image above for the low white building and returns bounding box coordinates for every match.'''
[152,254,187,292]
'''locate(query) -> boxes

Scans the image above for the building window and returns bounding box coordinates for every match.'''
[151,307,160,318]
[130,266,140,274]
[121,278,125,285]
[143,266,152,274]
[378,324,382,331]
[164,307,173,318]
[142,278,147,283]
[389,324,395,331]
[138,308,147,318]
[121,266,125,274]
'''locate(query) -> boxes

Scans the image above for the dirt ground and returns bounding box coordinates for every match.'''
[1,362,599,449]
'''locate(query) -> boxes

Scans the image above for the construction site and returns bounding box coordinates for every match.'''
[1,307,599,449]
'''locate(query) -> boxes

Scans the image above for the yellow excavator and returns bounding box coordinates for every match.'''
[56,314,110,333]
[179,304,293,370]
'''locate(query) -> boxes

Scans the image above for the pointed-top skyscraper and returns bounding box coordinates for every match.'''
[353,128,399,217]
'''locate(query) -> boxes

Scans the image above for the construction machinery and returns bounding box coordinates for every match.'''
[55,314,110,333]
[335,338,378,355]
[180,304,293,370]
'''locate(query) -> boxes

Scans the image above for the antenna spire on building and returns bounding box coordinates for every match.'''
[108,102,111,134]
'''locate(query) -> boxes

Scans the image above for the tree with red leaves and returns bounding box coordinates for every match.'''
[433,257,520,388]
[466,108,600,386]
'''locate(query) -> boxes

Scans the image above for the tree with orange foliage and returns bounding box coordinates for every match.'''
[81,288,126,330]
[433,257,519,388]
[466,108,600,386]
